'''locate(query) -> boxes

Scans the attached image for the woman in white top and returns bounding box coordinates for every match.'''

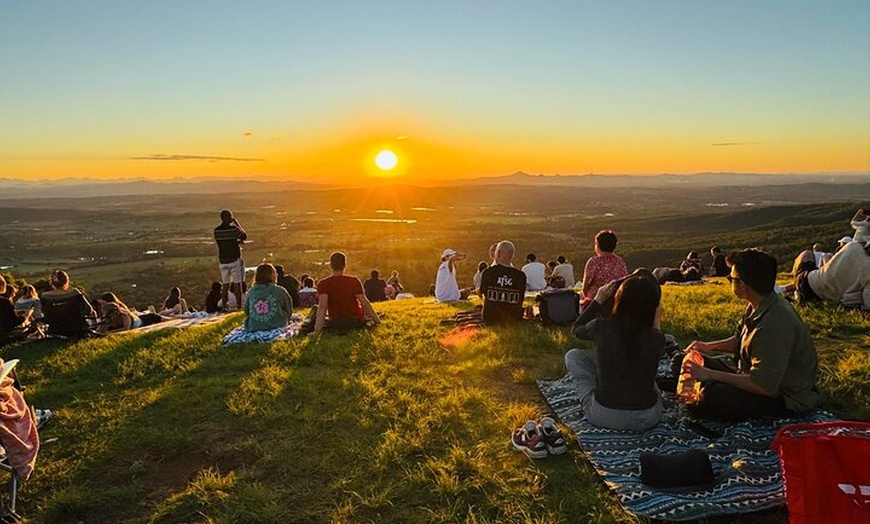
[435,249,464,301]
[851,208,869,243]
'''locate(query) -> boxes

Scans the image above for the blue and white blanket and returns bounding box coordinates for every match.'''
[223,316,304,345]
[537,375,837,521]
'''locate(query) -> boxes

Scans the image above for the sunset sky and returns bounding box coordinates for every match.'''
[1,1,868,183]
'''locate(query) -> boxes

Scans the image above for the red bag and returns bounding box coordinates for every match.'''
[772,421,870,524]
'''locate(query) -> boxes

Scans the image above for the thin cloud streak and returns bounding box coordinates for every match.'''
[711,142,760,147]
[131,154,264,162]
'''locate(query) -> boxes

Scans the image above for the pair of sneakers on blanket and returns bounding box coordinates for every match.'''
[511,417,567,459]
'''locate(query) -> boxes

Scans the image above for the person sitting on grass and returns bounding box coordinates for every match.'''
[160,287,190,316]
[434,248,466,302]
[709,246,729,277]
[244,263,293,332]
[472,260,488,294]
[40,270,97,337]
[480,240,527,325]
[565,273,664,430]
[521,253,547,291]
[552,255,575,289]
[680,250,704,275]
[275,265,300,310]
[581,230,628,309]
[684,249,821,422]
[313,252,380,334]
[14,285,42,322]
[851,208,869,243]
[297,277,318,308]
[0,275,36,340]
[204,281,222,313]
[386,270,404,293]
[363,270,387,303]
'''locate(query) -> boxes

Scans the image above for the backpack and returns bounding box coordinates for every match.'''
[535,289,580,325]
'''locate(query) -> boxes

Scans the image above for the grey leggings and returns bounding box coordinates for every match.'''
[564,348,662,431]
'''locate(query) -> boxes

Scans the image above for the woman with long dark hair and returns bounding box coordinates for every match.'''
[160,287,189,316]
[565,274,665,430]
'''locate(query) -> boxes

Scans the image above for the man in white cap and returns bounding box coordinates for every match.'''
[837,236,853,252]
[434,248,465,302]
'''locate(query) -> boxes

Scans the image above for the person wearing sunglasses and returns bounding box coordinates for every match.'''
[682,249,821,422]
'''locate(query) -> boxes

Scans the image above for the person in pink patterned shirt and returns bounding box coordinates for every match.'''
[581,230,628,308]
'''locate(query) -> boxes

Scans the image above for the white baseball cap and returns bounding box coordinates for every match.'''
[838,236,853,244]
[441,248,457,258]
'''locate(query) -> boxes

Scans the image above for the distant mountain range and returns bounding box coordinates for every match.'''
[0,171,866,198]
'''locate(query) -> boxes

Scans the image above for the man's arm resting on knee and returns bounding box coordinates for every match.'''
[687,360,776,397]
[358,294,380,325]
[314,295,328,333]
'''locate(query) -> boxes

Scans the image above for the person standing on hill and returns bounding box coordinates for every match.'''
[213,209,247,311]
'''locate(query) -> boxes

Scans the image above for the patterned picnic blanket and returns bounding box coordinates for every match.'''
[130,313,228,333]
[537,374,837,521]
[222,315,304,345]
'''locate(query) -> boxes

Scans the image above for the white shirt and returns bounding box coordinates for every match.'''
[435,260,461,301]
[522,261,548,291]
[808,241,870,310]
[552,263,575,287]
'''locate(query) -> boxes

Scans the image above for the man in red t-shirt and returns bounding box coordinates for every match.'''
[314,252,380,334]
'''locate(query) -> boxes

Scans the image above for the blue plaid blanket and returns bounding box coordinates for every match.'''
[537,375,837,521]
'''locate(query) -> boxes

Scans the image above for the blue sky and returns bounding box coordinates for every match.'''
[1,1,868,180]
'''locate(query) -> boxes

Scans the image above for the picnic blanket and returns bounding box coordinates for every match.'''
[537,374,837,521]
[132,313,227,334]
[222,315,304,345]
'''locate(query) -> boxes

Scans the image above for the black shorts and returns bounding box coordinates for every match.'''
[794,261,821,303]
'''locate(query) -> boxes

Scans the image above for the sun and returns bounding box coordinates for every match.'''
[375,149,398,171]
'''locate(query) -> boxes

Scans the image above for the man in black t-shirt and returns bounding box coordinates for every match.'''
[213,209,247,310]
[363,270,388,302]
[480,240,527,324]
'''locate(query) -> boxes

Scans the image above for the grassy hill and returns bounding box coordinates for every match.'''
[3,280,868,523]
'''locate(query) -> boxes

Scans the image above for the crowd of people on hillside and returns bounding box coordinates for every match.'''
[3,208,868,439]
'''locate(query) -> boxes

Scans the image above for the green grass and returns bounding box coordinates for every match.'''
[3,281,868,523]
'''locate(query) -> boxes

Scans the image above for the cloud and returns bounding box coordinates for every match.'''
[131,154,264,162]
[710,142,759,147]
[242,131,253,137]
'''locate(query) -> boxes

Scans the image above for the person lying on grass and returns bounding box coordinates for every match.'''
[95,292,141,332]
[565,273,664,431]
[312,252,380,335]
[792,240,870,311]
[244,263,293,332]
[683,249,821,422]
